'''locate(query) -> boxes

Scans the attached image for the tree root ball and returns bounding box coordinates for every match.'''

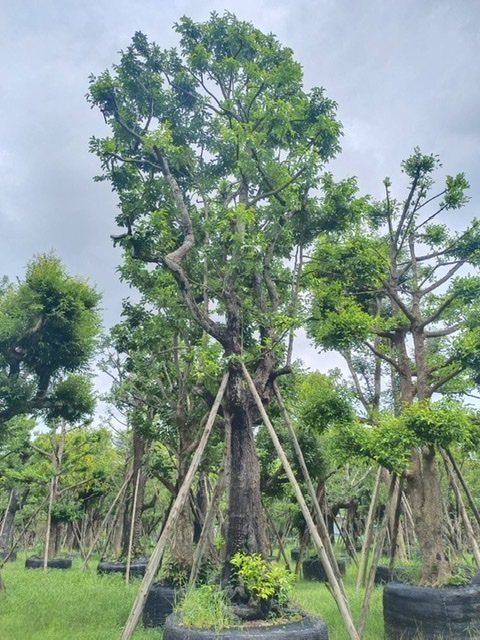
[374,565,411,585]
[143,583,180,627]
[164,613,329,640]
[302,557,346,582]
[384,581,480,639]
[97,558,147,576]
[25,556,72,569]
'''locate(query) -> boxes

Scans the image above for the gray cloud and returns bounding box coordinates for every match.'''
[1,0,478,382]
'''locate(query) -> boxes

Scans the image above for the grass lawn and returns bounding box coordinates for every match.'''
[0,552,384,639]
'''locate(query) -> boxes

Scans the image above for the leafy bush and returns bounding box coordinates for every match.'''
[230,552,295,612]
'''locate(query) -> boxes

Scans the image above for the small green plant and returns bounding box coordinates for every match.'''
[176,584,235,630]
[160,558,190,587]
[230,552,295,612]
[437,569,471,587]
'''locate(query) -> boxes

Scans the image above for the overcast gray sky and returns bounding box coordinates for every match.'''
[1,0,479,383]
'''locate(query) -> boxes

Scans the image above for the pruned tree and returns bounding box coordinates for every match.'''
[87,12,347,581]
[308,148,480,583]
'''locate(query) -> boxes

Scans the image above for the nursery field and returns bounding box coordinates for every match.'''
[0,553,383,640]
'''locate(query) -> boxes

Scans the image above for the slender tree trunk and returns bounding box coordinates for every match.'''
[357,467,382,590]
[0,490,19,549]
[111,494,126,557]
[121,431,146,558]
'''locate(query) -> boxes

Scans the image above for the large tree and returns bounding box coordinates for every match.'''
[308,149,480,583]
[88,12,345,576]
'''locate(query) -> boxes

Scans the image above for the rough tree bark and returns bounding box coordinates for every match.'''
[222,364,268,581]
[121,430,147,558]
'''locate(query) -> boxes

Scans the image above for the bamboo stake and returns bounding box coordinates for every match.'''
[388,477,404,574]
[189,465,226,585]
[43,477,55,570]
[125,470,141,585]
[356,467,382,590]
[243,365,359,640]
[441,449,480,570]
[446,448,480,530]
[273,381,349,592]
[82,471,133,571]
[72,522,89,563]
[264,506,291,569]
[357,476,397,638]
[120,372,229,640]
[0,490,14,543]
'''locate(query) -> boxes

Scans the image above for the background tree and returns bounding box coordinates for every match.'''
[0,254,101,432]
[102,297,222,572]
[308,149,480,582]
[0,416,34,550]
[10,423,121,557]
[88,12,347,581]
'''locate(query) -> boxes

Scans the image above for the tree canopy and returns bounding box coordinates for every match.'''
[0,254,102,433]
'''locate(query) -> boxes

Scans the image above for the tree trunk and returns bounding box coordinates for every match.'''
[223,367,267,579]
[0,490,19,549]
[121,431,146,558]
[405,447,449,583]
[170,500,194,574]
[50,520,63,556]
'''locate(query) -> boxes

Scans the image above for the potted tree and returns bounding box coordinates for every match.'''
[88,11,349,639]
[308,149,480,638]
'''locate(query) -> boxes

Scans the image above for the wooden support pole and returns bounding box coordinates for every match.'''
[82,472,133,571]
[189,464,226,585]
[388,477,404,574]
[125,469,141,585]
[43,477,55,570]
[441,449,480,570]
[273,381,349,592]
[243,365,359,640]
[0,490,14,543]
[357,476,397,638]
[119,372,229,640]
[0,496,49,569]
[264,506,291,569]
[446,449,480,530]
[356,467,382,590]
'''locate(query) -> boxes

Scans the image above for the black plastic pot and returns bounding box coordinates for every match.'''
[291,548,301,561]
[302,556,346,582]
[374,565,411,585]
[384,581,480,639]
[143,582,180,627]
[25,555,72,569]
[164,613,329,639]
[97,557,147,576]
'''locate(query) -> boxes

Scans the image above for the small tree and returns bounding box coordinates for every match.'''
[0,254,101,431]
[88,12,345,583]
[308,149,480,583]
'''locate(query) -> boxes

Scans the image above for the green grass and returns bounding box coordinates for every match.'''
[294,562,384,640]
[0,552,159,640]
[0,552,385,639]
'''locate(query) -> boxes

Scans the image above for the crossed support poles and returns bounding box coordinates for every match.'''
[120,363,363,640]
